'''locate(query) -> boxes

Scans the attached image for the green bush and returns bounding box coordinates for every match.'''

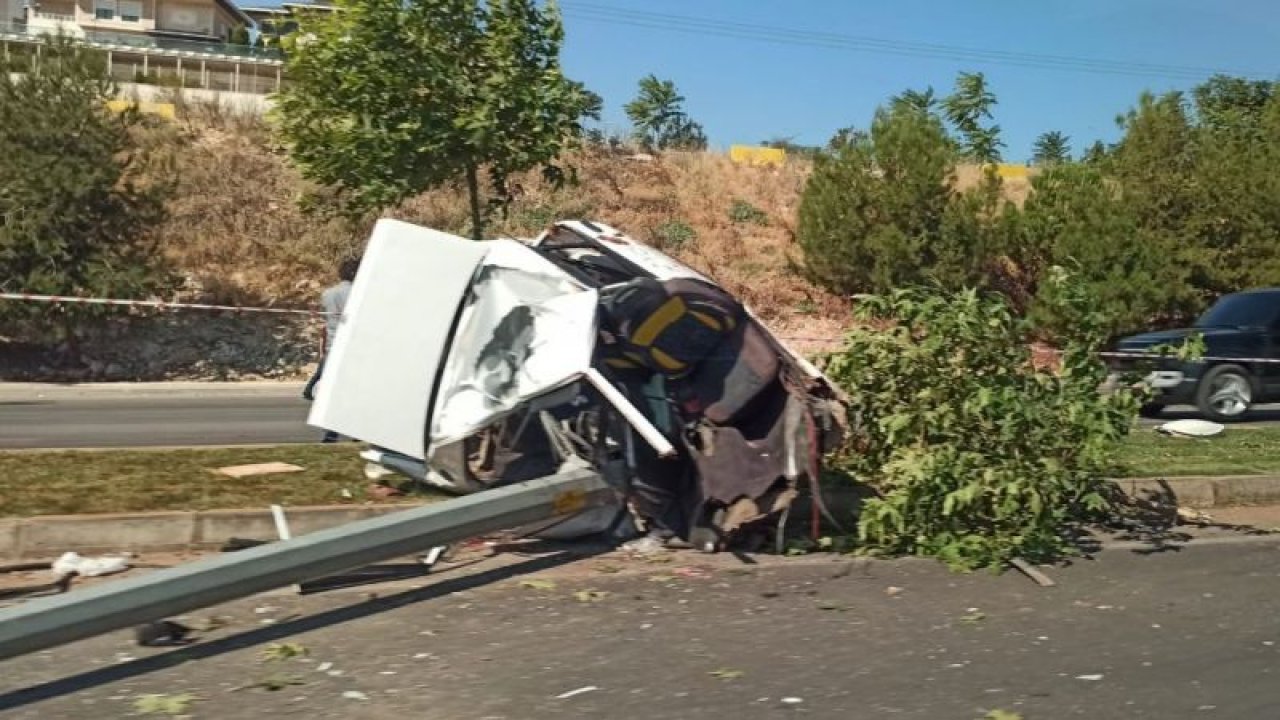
[1009,164,1191,338]
[654,219,696,251]
[0,35,174,354]
[728,199,768,226]
[822,269,1142,570]
[796,102,997,296]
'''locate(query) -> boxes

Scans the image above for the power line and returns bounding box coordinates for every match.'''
[560,2,1275,82]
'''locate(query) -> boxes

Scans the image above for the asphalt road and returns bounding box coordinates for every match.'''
[2,534,1280,719]
[1,380,1279,450]
[0,383,319,449]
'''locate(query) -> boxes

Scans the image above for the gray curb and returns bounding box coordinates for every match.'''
[1118,475,1280,509]
[0,503,422,560]
[2,476,1277,559]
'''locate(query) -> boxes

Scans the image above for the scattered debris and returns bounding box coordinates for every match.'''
[135,620,194,647]
[1177,507,1214,524]
[132,693,196,716]
[781,697,804,705]
[1075,674,1104,681]
[260,642,309,662]
[51,551,129,579]
[519,579,557,591]
[342,691,370,700]
[316,662,334,672]
[708,668,744,680]
[366,482,405,500]
[886,586,903,596]
[555,686,599,699]
[233,674,307,692]
[622,536,665,555]
[960,610,987,624]
[1009,557,1056,587]
[216,462,305,478]
[573,589,610,603]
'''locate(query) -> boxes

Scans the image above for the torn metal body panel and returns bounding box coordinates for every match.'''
[311,219,848,551]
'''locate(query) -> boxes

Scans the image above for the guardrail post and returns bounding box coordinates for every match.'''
[0,468,615,661]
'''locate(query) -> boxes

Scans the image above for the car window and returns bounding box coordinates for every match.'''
[1196,293,1280,328]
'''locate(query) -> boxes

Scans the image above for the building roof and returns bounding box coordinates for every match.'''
[218,0,255,26]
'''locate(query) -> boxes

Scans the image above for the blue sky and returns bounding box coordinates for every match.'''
[556,0,1279,161]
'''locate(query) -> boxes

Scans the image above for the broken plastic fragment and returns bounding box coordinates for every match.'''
[555,686,598,699]
[51,552,129,579]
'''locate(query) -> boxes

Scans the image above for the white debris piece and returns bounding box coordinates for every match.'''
[1157,419,1225,438]
[555,686,599,699]
[1075,674,1105,681]
[51,552,129,579]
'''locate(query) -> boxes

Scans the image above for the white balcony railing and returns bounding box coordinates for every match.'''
[30,10,76,21]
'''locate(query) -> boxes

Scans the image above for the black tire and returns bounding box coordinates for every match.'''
[1138,403,1165,419]
[1195,364,1255,422]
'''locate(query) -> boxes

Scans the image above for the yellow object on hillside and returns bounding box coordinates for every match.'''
[730,145,786,167]
[106,99,177,121]
[987,163,1029,179]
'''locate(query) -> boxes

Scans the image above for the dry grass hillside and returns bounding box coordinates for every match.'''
[160,111,853,354]
[0,106,1048,381]
[159,108,1040,360]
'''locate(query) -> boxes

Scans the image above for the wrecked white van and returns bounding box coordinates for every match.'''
[309,219,847,552]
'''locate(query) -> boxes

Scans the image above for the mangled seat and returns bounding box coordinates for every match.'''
[598,277,797,546]
[598,276,780,422]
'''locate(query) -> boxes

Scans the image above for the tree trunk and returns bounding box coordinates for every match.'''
[465,163,483,241]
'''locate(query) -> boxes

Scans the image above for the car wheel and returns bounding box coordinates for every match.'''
[1139,403,1165,419]
[1195,364,1254,422]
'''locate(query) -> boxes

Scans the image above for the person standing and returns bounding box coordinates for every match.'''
[303,256,359,442]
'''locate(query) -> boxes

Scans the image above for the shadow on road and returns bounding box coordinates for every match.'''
[0,546,609,713]
[1078,478,1275,557]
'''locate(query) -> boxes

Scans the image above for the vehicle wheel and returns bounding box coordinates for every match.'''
[1138,403,1165,419]
[1195,364,1254,422]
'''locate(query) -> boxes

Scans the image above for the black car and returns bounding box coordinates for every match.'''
[1109,288,1280,422]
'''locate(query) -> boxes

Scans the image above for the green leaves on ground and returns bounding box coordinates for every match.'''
[260,642,309,662]
[132,693,196,716]
[823,271,1142,570]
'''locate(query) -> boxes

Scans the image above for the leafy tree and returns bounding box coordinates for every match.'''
[624,74,708,151]
[273,0,598,239]
[942,71,1004,162]
[1013,164,1190,336]
[1031,130,1071,166]
[1191,74,1276,135]
[824,269,1141,570]
[891,87,938,116]
[1081,140,1108,165]
[797,101,996,295]
[0,34,173,359]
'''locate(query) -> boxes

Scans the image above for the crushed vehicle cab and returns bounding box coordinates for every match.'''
[309,219,848,552]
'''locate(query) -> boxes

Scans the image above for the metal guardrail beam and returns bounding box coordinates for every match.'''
[0,468,614,661]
